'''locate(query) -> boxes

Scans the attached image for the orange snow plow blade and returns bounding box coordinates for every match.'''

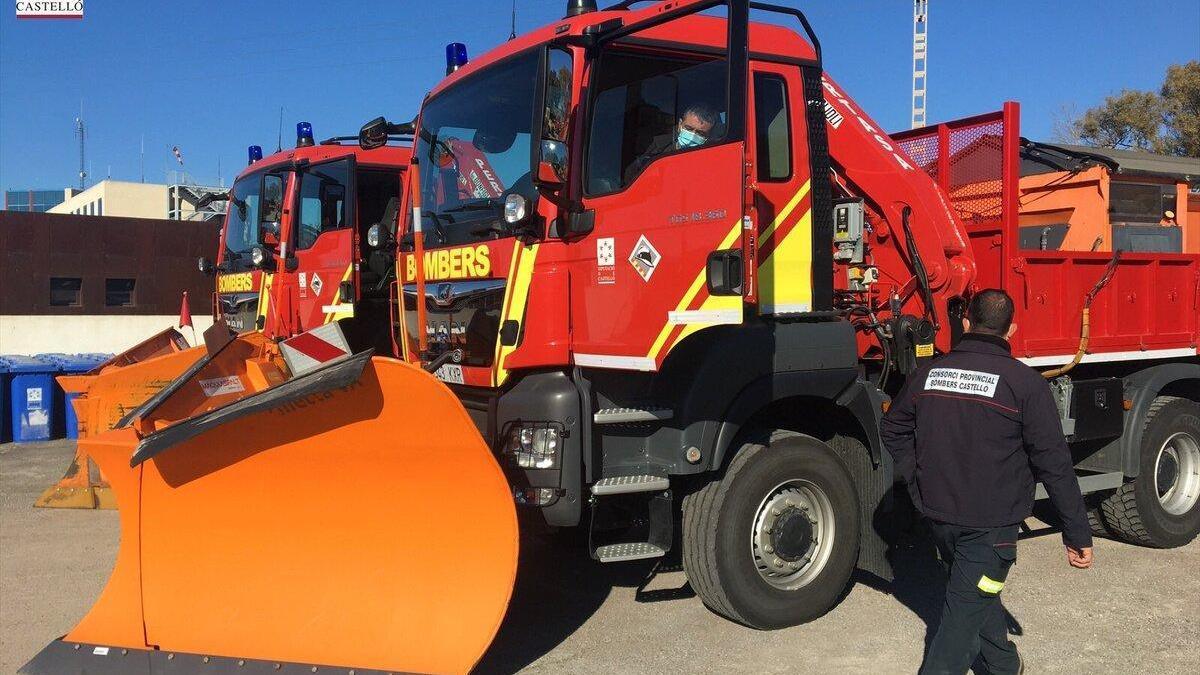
[21,332,518,675]
[34,328,201,510]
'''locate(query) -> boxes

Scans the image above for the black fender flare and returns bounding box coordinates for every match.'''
[1119,362,1200,477]
[708,370,886,471]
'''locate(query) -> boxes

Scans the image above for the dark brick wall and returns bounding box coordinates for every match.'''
[0,211,219,315]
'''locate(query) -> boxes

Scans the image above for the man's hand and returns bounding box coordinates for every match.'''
[1066,546,1093,569]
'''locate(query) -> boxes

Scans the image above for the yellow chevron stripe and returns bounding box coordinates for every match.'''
[494,242,539,388]
[645,180,812,362]
[255,272,274,333]
[759,180,810,243]
[645,219,742,360]
[323,264,357,324]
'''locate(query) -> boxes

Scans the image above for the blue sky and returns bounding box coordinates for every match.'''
[2,1,1197,192]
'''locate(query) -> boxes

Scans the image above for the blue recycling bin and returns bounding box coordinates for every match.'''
[0,358,10,443]
[3,355,57,443]
[38,353,111,439]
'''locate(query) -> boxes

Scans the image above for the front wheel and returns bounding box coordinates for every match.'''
[682,430,860,629]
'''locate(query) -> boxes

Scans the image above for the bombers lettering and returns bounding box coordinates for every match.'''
[405,244,491,282]
[217,272,255,293]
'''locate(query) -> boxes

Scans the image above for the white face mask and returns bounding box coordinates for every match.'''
[676,127,706,148]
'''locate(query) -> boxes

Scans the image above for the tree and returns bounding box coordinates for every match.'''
[1159,61,1200,157]
[1071,61,1200,157]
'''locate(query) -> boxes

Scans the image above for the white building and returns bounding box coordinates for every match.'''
[48,179,225,221]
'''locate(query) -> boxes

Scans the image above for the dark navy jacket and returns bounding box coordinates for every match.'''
[881,333,1093,549]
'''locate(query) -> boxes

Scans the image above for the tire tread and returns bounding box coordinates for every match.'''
[1099,396,1179,546]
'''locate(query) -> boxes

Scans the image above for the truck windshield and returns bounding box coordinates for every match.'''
[222,169,285,267]
[415,50,538,247]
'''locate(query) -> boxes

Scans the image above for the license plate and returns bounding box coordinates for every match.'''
[434,364,465,384]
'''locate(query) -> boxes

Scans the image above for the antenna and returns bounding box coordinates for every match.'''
[911,0,929,129]
[140,134,145,183]
[277,106,284,152]
[75,101,87,190]
[217,155,223,188]
[509,0,517,40]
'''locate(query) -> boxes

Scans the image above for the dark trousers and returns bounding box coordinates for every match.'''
[919,521,1021,675]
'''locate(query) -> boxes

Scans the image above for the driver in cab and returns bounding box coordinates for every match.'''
[624,103,717,184]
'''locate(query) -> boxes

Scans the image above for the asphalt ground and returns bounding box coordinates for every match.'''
[2,440,1197,674]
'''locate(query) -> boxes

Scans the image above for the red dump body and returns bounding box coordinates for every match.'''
[893,104,1200,365]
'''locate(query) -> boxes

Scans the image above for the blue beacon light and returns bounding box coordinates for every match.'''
[445,43,468,75]
[248,145,263,165]
[296,122,314,148]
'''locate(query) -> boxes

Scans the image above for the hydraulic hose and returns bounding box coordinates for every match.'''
[1042,249,1123,379]
[901,206,939,330]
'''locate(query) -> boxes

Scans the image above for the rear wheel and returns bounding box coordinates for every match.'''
[682,430,859,629]
[1101,397,1200,548]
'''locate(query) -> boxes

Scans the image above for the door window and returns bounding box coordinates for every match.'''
[586,52,727,195]
[297,160,351,250]
[754,73,791,182]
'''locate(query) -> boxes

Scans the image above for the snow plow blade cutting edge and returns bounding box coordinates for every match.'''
[20,333,518,675]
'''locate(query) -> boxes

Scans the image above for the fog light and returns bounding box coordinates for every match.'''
[250,246,269,267]
[513,486,559,507]
[501,424,560,469]
[367,223,383,248]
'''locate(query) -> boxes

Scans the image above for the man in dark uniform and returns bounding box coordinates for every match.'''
[623,103,718,184]
[881,289,1094,675]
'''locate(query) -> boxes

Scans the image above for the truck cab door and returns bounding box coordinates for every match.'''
[568,1,750,371]
[749,64,817,316]
[282,157,357,335]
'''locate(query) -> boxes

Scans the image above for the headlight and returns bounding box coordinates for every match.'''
[366,223,383,248]
[503,193,527,224]
[250,246,267,267]
[501,424,560,469]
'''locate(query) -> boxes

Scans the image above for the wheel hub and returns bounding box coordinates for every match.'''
[771,508,815,561]
[750,480,836,591]
[1155,431,1200,516]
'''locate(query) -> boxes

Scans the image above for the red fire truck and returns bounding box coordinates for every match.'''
[366,0,1200,629]
[201,123,411,355]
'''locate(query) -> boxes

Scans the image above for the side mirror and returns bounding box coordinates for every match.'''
[359,117,389,150]
[531,46,573,188]
[366,223,395,250]
[198,257,215,276]
[536,139,568,185]
[360,116,415,150]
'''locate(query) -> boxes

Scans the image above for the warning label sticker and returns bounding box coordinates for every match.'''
[925,368,1000,398]
[310,273,324,297]
[199,375,246,398]
[26,388,43,407]
[628,235,661,282]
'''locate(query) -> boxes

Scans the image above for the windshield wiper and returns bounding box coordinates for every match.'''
[442,199,500,214]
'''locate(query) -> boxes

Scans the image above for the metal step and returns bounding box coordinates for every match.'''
[591,474,670,496]
[594,541,666,563]
[593,407,673,424]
